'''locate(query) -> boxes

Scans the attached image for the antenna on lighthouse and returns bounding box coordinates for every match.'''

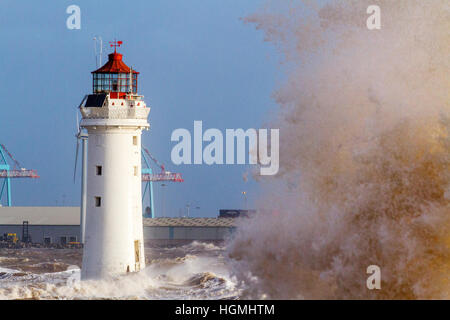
[93,36,103,68]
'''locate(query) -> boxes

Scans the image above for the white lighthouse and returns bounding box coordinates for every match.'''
[79,41,149,279]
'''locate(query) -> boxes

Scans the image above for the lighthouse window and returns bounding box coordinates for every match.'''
[95,197,102,207]
[96,166,102,176]
[134,166,138,176]
[133,136,137,146]
[93,73,137,93]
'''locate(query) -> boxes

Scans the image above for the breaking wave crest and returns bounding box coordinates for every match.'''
[0,244,239,300]
[228,0,450,299]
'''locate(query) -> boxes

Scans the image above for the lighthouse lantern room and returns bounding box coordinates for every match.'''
[92,41,139,98]
[79,41,150,280]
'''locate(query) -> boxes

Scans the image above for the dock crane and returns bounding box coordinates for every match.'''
[0,144,39,206]
[141,147,183,218]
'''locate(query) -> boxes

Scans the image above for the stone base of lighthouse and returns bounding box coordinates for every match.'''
[80,114,149,280]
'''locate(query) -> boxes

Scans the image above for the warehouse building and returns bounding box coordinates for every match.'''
[0,207,80,244]
[143,217,237,245]
[0,207,237,244]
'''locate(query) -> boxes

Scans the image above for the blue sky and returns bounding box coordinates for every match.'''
[0,0,279,217]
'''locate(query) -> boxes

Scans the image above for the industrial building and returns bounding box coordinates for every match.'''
[143,217,237,245]
[0,207,80,244]
[0,207,237,245]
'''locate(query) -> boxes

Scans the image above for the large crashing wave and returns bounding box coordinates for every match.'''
[228,0,450,299]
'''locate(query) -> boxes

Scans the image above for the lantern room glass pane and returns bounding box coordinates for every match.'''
[93,72,138,93]
[111,80,118,91]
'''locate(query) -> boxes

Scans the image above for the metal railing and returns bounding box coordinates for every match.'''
[80,106,149,120]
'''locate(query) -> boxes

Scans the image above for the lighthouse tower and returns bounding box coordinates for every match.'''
[79,41,149,279]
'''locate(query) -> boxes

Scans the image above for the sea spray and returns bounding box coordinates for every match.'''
[0,244,238,299]
[228,0,450,299]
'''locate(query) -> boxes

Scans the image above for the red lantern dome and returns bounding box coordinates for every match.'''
[91,42,139,99]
